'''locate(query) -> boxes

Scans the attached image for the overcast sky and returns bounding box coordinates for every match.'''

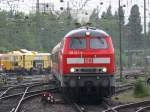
[0,0,150,26]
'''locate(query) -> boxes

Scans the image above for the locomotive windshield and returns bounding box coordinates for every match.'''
[90,37,108,49]
[70,38,86,49]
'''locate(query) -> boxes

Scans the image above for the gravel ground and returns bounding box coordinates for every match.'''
[28,84,54,92]
[84,105,107,112]
[6,87,26,96]
[20,97,118,112]
[0,96,21,112]
[0,90,4,95]
[20,93,120,112]
[20,96,77,112]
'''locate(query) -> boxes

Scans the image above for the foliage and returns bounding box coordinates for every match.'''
[115,49,128,68]
[133,80,149,97]
[126,5,143,49]
[148,22,150,48]
[0,47,9,53]
[105,5,113,19]
[0,10,75,52]
[118,6,125,25]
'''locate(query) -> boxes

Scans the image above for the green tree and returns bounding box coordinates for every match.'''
[105,5,113,19]
[148,22,150,48]
[126,5,143,50]
[119,6,125,25]
[90,8,99,27]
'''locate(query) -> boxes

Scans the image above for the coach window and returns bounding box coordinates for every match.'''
[90,37,108,49]
[70,38,86,49]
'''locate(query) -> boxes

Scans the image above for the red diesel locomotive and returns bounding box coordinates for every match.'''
[51,27,115,97]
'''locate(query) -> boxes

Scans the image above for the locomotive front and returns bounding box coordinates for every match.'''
[53,27,115,97]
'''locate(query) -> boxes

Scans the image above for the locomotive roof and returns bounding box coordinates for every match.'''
[65,27,110,38]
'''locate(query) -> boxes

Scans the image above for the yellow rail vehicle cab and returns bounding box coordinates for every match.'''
[0,54,22,71]
[8,51,23,69]
[18,49,37,71]
[22,53,35,71]
[0,49,51,74]
[0,54,12,71]
[33,53,51,69]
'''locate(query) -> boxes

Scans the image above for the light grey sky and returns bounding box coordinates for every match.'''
[0,0,150,26]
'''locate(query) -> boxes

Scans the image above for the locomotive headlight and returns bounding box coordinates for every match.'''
[102,67,107,72]
[85,31,90,36]
[70,68,75,73]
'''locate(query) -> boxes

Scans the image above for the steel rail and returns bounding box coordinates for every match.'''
[0,86,59,100]
[0,81,55,90]
[63,93,85,112]
[0,79,59,112]
[13,87,29,112]
[135,105,150,112]
[0,82,59,112]
[0,87,12,97]
[9,84,59,112]
[0,81,57,99]
[73,103,85,112]
[115,85,133,94]
[103,100,150,112]
[22,93,42,101]
[102,98,118,112]
[0,81,43,95]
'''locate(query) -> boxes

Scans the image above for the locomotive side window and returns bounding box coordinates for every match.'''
[69,38,86,49]
[90,37,108,49]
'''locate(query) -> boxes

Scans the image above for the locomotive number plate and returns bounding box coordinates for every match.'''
[84,58,93,64]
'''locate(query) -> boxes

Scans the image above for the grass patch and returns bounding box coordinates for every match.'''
[113,79,150,103]
[133,80,149,98]
[113,89,150,103]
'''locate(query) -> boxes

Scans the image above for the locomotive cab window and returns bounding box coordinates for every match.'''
[69,38,86,49]
[90,37,108,49]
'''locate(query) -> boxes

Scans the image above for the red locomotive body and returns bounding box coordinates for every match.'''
[51,27,115,97]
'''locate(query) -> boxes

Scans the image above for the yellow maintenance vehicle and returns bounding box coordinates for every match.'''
[0,49,51,75]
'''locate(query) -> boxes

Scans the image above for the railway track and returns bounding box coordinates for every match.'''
[0,80,59,112]
[0,80,57,97]
[62,93,113,112]
[20,91,81,112]
[0,87,12,97]
[0,87,28,112]
[19,86,134,112]
[19,83,134,112]
[1,86,27,98]
[102,100,150,112]
[136,105,150,112]
[0,77,137,112]
[115,84,134,95]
